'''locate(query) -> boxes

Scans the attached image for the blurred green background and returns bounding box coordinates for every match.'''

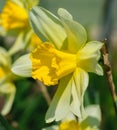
[0,0,117,130]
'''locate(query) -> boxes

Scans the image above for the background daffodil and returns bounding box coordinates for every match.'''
[42,105,101,130]
[0,0,39,31]
[12,7,103,123]
[0,0,41,54]
[0,0,28,31]
[0,47,16,115]
[58,119,100,130]
[67,105,101,130]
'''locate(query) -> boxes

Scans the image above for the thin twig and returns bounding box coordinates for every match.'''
[101,39,117,115]
[36,81,51,105]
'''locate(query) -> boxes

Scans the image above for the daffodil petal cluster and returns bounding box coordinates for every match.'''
[29,7,103,122]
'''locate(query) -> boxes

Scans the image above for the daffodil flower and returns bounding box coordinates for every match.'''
[12,7,103,122]
[60,105,101,130]
[30,7,103,122]
[0,0,39,31]
[0,0,41,54]
[0,47,16,115]
[0,0,28,31]
[42,105,101,130]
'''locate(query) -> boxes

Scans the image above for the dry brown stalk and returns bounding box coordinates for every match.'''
[101,39,117,115]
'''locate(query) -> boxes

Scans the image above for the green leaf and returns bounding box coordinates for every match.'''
[29,6,66,49]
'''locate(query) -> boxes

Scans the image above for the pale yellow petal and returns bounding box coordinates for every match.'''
[58,8,87,53]
[30,43,76,85]
[45,68,88,123]
[30,7,67,49]
[70,68,89,118]
[45,74,72,123]
[12,54,32,77]
[78,41,103,54]
[0,82,16,115]
[77,41,103,74]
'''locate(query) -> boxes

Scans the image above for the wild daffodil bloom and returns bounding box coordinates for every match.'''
[0,0,41,54]
[0,0,39,31]
[0,0,28,31]
[30,7,103,122]
[12,7,103,122]
[0,47,16,115]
